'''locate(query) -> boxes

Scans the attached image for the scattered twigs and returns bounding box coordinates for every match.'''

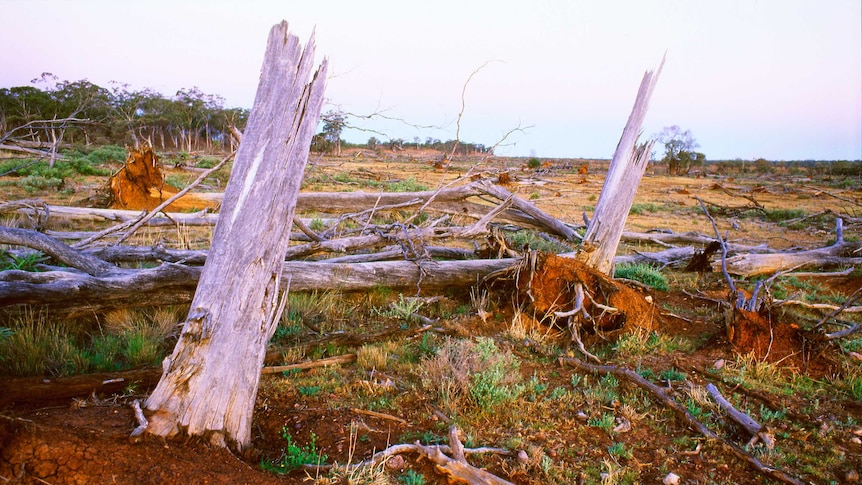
[814,286,862,329]
[302,425,514,485]
[114,150,235,245]
[260,353,357,375]
[73,210,148,249]
[129,399,149,443]
[560,357,805,485]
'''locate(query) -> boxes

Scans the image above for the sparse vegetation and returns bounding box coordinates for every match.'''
[260,428,327,474]
[1,143,861,484]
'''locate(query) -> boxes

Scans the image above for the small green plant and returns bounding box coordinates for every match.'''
[506,229,572,253]
[0,250,47,271]
[614,263,669,291]
[549,386,569,400]
[527,157,541,169]
[20,175,63,192]
[628,202,662,215]
[759,404,787,422]
[588,412,616,433]
[260,428,327,474]
[685,398,710,419]
[309,218,325,231]
[0,327,13,342]
[387,177,429,192]
[765,208,806,223]
[659,368,687,382]
[607,442,632,460]
[164,174,188,189]
[375,294,424,321]
[614,330,691,358]
[419,337,524,414]
[399,469,426,485]
[297,385,322,396]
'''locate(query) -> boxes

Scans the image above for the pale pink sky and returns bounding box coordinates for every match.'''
[1,0,860,160]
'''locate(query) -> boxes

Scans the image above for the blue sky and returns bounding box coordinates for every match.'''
[1,0,860,160]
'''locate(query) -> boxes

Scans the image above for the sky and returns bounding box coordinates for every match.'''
[1,0,860,161]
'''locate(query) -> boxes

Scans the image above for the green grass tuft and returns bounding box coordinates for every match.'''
[614,263,669,291]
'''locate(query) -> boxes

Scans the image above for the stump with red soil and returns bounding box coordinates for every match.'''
[516,253,660,335]
[106,144,220,212]
[725,307,804,362]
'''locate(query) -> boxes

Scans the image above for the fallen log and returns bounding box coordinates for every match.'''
[24,179,579,240]
[715,219,862,276]
[0,258,519,316]
[0,368,162,407]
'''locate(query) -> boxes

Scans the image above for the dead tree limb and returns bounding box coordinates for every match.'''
[560,357,805,485]
[0,226,116,275]
[303,425,514,485]
[715,218,862,277]
[261,353,357,375]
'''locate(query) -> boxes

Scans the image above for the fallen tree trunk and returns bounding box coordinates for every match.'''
[0,369,162,408]
[23,179,578,240]
[0,258,518,316]
[715,219,862,276]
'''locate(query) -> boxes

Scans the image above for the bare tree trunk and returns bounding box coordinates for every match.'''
[576,56,664,274]
[144,21,328,450]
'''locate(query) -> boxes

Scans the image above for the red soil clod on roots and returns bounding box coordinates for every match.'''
[516,253,660,333]
[108,145,219,212]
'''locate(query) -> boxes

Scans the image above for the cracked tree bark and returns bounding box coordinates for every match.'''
[143,21,327,451]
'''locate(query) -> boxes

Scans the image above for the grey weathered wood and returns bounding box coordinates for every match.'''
[27,181,577,239]
[576,56,664,274]
[0,226,116,275]
[705,383,763,436]
[0,258,519,316]
[143,22,328,450]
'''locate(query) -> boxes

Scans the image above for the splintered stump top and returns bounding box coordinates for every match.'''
[518,253,660,332]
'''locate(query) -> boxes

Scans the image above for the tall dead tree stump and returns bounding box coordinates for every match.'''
[144,21,328,451]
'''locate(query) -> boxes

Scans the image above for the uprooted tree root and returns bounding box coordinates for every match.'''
[514,252,661,338]
[101,144,220,212]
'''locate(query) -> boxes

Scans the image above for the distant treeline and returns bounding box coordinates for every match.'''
[0,74,249,153]
[704,158,862,177]
[0,74,492,157]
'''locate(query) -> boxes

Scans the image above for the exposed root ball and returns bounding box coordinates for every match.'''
[517,253,659,332]
[726,307,805,363]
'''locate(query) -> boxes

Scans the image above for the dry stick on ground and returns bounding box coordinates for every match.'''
[114,150,235,245]
[705,383,775,449]
[73,210,148,249]
[560,357,805,485]
[304,425,514,485]
[260,353,357,375]
[0,198,49,227]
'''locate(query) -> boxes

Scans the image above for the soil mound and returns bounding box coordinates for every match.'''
[107,145,220,212]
